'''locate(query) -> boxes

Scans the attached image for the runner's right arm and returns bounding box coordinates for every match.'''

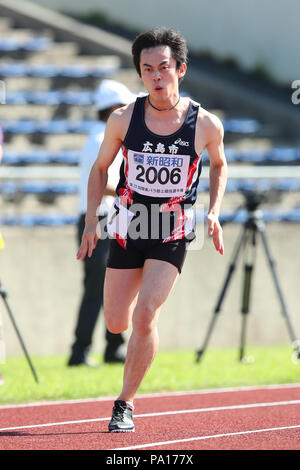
[76,111,124,260]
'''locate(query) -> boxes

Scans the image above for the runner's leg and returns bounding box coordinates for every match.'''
[104,267,143,334]
[117,258,179,403]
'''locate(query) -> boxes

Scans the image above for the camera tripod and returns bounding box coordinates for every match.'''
[0,279,39,383]
[196,191,300,364]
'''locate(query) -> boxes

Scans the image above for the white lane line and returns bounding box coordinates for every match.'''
[113,424,300,450]
[0,382,300,410]
[0,417,109,432]
[0,399,299,433]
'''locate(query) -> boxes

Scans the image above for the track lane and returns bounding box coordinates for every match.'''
[1,383,300,428]
[0,384,299,450]
[114,425,300,450]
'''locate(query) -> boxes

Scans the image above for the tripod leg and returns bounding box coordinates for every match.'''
[239,229,256,362]
[196,226,247,362]
[258,228,300,359]
[0,284,39,383]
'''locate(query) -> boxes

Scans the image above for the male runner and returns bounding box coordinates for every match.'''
[77,27,227,432]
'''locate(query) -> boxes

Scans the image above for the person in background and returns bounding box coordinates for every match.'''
[68,80,137,366]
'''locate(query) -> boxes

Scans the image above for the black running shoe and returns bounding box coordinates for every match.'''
[108,400,135,432]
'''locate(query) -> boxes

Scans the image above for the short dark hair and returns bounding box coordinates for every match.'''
[132,27,188,77]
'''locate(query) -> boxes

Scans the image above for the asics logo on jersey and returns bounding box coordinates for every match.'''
[174,138,189,147]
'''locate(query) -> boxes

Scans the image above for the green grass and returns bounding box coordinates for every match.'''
[0,345,299,405]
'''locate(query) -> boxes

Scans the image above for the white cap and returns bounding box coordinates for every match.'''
[94,79,136,110]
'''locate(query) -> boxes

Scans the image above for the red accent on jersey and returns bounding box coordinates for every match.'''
[163,207,187,243]
[116,233,127,249]
[186,155,201,190]
[119,145,133,206]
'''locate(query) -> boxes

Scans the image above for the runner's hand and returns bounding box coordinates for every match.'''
[206,212,224,255]
[76,219,100,260]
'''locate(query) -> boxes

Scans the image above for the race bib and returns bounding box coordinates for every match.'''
[127,150,190,198]
[106,197,135,239]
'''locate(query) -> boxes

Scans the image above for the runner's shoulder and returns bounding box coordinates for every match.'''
[109,102,135,125]
[196,105,224,138]
[106,102,136,138]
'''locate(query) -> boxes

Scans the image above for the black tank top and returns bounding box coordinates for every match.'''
[116,95,202,209]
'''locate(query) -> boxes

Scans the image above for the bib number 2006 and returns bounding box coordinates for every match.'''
[136,165,181,185]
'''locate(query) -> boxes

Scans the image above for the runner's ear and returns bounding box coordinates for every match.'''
[178,63,187,80]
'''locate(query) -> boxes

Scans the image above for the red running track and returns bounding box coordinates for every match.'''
[0,384,300,450]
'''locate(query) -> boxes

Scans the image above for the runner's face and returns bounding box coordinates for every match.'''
[139,46,185,102]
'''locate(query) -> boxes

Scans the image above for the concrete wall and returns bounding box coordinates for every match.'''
[0,222,299,359]
[26,0,299,85]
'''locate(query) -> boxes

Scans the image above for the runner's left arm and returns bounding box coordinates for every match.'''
[204,115,227,255]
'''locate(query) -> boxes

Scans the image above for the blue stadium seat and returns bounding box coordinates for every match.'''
[0,119,96,134]
[202,147,300,164]
[0,181,78,194]
[1,119,38,133]
[59,90,94,105]
[0,214,79,226]
[0,178,299,197]
[1,209,300,226]
[224,148,267,163]
[2,149,52,164]
[59,65,92,78]
[3,146,300,165]
[5,90,28,105]
[24,37,53,51]
[219,208,300,224]
[30,64,60,78]
[222,118,260,134]
[2,149,81,165]
[267,147,300,163]
[0,37,52,52]
[0,61,119,78]
[6,90,97,105]
[198,178,300,193]
[2,149,81,164]
[1,118,260,135]
[0,62,28,76]
[24,90,62,105]
[24,182,79,194]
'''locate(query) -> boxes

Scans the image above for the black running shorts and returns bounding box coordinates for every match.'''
[107,237,189,274]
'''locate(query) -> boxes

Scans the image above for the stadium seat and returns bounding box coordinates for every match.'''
[1,209,300,226]
[0,181,78,194]
[202,147,300,164]
[219,208,300,224]
[3,147,300,165]
[0,119,96,134]
[2,149,81,165]
[6,90,98,106]
[1,118,260,135]
[222,118,260,134]
[0,214,79,226]
[197,178,300,193]
[0,178,300,197]
[0,61,119,78]
[0,37,52,52]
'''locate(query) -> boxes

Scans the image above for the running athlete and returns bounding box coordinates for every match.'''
[76,28,227,432]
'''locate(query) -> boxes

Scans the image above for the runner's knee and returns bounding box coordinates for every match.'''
[132,302,157,337]
[105,307,131,334]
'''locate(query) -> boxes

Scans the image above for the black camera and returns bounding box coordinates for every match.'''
[241,190,266,212]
